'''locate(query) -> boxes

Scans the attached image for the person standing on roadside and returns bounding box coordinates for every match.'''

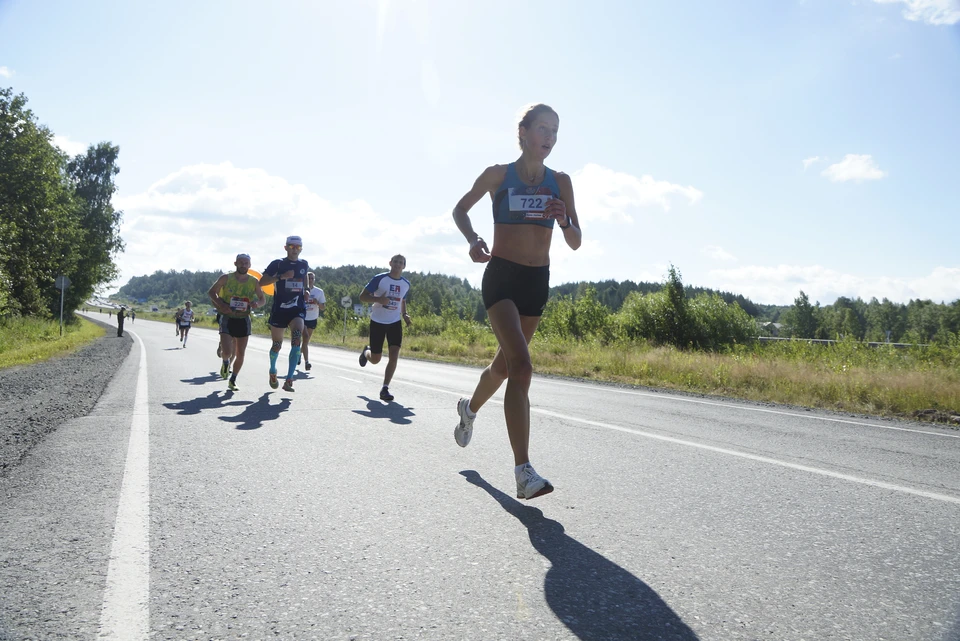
[116,307,126,337]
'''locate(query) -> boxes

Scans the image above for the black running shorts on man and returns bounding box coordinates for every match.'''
[219,315,252,338]
[369,320,403,354]
[268,307,305,328]
[481,255,550,317]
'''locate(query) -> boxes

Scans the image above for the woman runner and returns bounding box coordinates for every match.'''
[451,103,582,500]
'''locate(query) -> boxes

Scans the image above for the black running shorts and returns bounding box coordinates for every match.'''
[268,307,305,328]
[481,256,550,317]
[219,315,252,338]
[369,320,403,354]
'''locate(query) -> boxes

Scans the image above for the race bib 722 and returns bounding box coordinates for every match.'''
[508,187,551,219]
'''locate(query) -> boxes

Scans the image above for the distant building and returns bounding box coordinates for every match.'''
[762,322,784,337]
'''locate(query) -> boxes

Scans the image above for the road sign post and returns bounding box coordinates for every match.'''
[54,275,70,337]
[340,296,352,344]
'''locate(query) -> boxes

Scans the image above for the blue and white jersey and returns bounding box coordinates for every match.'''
[364,272,410,324]
[264,258,310,315]
[491,163,561,229]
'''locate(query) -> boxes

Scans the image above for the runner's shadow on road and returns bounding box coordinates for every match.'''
[162,391,251,416]
[180,372,223,385]
[352,396,415,425]
[460,471,700,641]
[220,393,291,430]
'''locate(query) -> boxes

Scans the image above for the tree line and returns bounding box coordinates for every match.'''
[117,264,960,349]
[0,88,124,319]
[778,291,960,345]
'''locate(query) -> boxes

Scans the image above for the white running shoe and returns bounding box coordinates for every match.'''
[454,398,475,447]
[515,463,554,500]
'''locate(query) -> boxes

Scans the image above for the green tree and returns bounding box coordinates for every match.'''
[904,299,942,343]
[571,285,610,339]
[0,88,82,317]
[783,291,818,338]
[65,143,125,311]
[663,265,690,347]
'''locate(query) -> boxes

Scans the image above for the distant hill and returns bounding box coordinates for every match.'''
[114,266,774,320]
[114,267,959,344]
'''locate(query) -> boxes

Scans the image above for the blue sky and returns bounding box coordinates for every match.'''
[2,0,958,305]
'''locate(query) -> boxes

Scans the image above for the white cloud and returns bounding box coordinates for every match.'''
[571,163,703,223]
[0,66,13,78]
[52,135,88,156]
[802,156,822,170]
[821,154,887,183]
[703,245,737,262]
[872,0,960,25]
[112,162,470,288]
[708,264,960,305]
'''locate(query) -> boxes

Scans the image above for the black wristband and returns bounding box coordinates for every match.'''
[558,215,571,229]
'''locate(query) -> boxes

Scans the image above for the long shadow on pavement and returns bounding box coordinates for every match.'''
[460,470,700,641]
[162,390,251,416]
[219,392,291,430]
[351,396,415,425]
[180,372,224,385]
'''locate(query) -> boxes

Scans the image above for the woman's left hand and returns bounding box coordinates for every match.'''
[544,197,566,222]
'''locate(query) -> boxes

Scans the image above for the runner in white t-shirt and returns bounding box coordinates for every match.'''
[301,272,326,371]
[357,254,412,402]
[178,301,196,348]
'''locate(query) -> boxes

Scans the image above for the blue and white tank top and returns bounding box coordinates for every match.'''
[492,163,561,229]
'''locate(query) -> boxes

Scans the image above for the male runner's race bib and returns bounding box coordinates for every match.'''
[229,296,250,312]
[286,279,304,292]
[508,187,551,219]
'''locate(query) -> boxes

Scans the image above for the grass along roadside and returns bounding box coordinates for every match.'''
[0,315,105,370]
[309,331,960,427]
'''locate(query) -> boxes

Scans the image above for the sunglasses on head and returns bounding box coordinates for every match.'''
[287,244,302,249]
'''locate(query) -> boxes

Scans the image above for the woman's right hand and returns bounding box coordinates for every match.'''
[468,237,492,263]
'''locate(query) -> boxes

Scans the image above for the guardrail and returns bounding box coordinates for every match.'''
[756,336,927,348]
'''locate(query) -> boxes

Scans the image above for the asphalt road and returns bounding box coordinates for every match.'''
[2,314,959,641]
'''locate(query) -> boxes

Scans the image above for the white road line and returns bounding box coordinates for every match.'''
[544,378,959,439]
[307,365,959,505]
[98,330,150,640]
[533,407,960,505]
[338,376,362,383]
[317,357,956,440]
